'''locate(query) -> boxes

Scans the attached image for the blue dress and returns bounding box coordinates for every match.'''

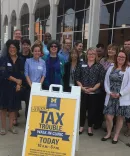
[0,56,24,112]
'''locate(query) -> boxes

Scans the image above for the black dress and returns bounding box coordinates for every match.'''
[63,62,77,92]
[0,56,24,112]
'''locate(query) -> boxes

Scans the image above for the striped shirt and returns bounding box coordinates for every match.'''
[25,58,46,83]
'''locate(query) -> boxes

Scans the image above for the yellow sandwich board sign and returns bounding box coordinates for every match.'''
[22,84,81,156]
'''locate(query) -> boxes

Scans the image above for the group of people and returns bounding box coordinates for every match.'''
[0,29,130,145]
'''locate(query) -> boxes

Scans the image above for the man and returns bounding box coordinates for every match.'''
[124,38,130,52]
[93,43,105,129]
[1,29,22,57]
[124,38,130,137]
[20,38,31,63]
[58,38,72,63]
[43,32,52,55]
[96,43,105,61]
[20,39,31,120]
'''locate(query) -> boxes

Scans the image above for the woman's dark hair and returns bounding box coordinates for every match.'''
[6,39,20,53]
[114,50,128,71]
[47,40,60,52]
[31,44,42,52]
[75,40,83,47]
[21,38,31,46]
[69,48,79,63]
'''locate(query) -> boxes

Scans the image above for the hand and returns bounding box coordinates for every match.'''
[81,87,87,92]
[87,88,95,92]
[16,84,21,92]
[16,79,22,85]
[114,93,120,99]
[110,93,119,98]
[110,93,116,98]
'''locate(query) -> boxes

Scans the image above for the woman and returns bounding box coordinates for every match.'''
[102,50,130,144]
[100,44,118,71]
[0,40,24,135]
[95,44,118,130]
[63,48,79,92]
[75,41,85,62]
[34,40,44,56]
[24,44,46,117]
[75,47,105,136]
[42,40,65,90]
[19,39,31,120]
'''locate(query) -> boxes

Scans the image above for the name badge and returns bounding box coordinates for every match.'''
[38,66,43,70]
[119,71,124,75]
[111,63,114,66]
[7,63,12,66]
[82,64,87,67]
[60,62,62,65]
[80,59,83,61]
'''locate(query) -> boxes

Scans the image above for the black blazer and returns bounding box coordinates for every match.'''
[63,62,77,92]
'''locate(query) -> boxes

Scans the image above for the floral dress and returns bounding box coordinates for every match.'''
[104,69,130,118]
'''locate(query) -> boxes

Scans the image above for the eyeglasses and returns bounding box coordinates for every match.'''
[65,42,72,45]
[45,35,51,38]
[117,56,126,59]
[124,44,130,46]
[87,53,96,56]
[50,45,58,48]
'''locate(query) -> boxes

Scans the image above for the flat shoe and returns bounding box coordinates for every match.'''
[112,140,118,144]
[101,137,111,141]
[0,129,6,135]
[79,131,83,135]
[9,127,18,134]
[88,132,93,136]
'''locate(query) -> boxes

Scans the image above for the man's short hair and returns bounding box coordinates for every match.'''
[124,38,130,42]
[63,38,71,44]
[21,39,31,45]
[96,43,105,49]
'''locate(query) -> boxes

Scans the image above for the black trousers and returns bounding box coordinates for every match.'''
[94,92,105,126]
[80,93,98,127]
[21,88,30,119]
[126,118,130,123]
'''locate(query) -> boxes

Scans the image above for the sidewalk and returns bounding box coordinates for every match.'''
[0,103,130,156]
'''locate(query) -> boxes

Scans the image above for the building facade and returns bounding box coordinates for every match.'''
[1,0,130,50]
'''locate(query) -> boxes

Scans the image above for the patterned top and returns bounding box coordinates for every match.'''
[100,58,114,71]
[24,58,46,83]
[75,62,105,93]
[110,69,124,93]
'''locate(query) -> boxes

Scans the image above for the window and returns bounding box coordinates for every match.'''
[99,0,130,46]
[57,0,90,50]
[21,14,29,39]
[34,5,50,41]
